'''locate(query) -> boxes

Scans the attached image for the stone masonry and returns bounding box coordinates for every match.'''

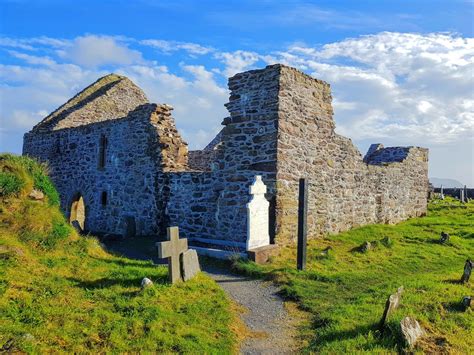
[23,64,429,246]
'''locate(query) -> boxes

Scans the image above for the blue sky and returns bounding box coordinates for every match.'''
[0,0,473,185]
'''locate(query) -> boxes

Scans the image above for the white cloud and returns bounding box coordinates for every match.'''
[58,35,143,67]
[215,50,261,77]
[274,32,474,145]
[8,50,56,66]
[0,32,472,183]
[140,39,213,55]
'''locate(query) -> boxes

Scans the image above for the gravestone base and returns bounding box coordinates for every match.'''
[247,244,279,264]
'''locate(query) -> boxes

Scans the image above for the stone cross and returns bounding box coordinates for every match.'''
[246,176,270,250]
[440,185,444,200]
[460,259,473,284]
[156,227,188,284]
[460,188,465,203]
[379,286,404,329]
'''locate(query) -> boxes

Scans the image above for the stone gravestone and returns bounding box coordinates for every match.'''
[379,286,404,329]
[460,259,473,283]
[246,175,270,250]
[440,232,450,244]
[156,227,188,284]
[182,249,201,281]
[440,185,444,200]
[460,188,465,203]
[461,296,471,310]
[400,316,423,348]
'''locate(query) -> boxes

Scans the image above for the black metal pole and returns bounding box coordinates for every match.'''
[297,178,308,271]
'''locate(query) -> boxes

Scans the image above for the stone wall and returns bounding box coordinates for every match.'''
[214,67,281,242]
[165,171,218,239]
[23,65,429,246]
[188,150,216,171]
[274,65,428,242]
[23,103,188,237]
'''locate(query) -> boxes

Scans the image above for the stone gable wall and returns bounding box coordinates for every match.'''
[23,103,188,237]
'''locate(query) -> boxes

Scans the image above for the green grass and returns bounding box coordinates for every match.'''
[233,198,474,353]
[0,154,236,353]
[1,154,59,205]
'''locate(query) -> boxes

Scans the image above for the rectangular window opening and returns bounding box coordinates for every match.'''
[98,134,107,169]
[101,191,107,206]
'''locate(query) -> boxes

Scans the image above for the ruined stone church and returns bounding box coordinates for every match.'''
[23,64,429,249]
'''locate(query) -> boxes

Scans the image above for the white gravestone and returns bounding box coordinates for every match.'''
[246,176,270,250]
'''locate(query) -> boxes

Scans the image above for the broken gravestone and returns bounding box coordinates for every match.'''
[461,259,473,283]
[400,316,424,349]
[141,277,153,289]
[182,249,201,281]
[379,286,404,329]
[440,232,450,244]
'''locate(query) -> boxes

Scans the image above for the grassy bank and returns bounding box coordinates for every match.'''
[234,198,473,353]
[0,154,236,352]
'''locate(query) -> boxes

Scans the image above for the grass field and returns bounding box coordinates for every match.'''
[0,154,236,353]
[234,198,474,353]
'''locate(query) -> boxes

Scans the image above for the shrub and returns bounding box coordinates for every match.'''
[0,172,25,197]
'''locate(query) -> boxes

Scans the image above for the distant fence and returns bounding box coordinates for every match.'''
[433,187,474,199]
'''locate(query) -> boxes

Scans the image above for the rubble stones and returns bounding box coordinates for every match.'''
[28,189,44,200]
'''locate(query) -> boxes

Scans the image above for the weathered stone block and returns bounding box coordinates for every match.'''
[247,244,279,264]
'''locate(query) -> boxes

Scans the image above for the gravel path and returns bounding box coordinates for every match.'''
[203,264,298,355]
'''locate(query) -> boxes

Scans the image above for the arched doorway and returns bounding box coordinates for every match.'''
[70,193,86,231]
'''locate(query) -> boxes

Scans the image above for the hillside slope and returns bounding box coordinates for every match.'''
[0,154,235,352]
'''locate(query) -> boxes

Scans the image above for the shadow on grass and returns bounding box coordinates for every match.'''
[443,278,462,285]
[89,255,165,268]
[443,301,465,313]
[66,274,169,290]
[308,322,396,351]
